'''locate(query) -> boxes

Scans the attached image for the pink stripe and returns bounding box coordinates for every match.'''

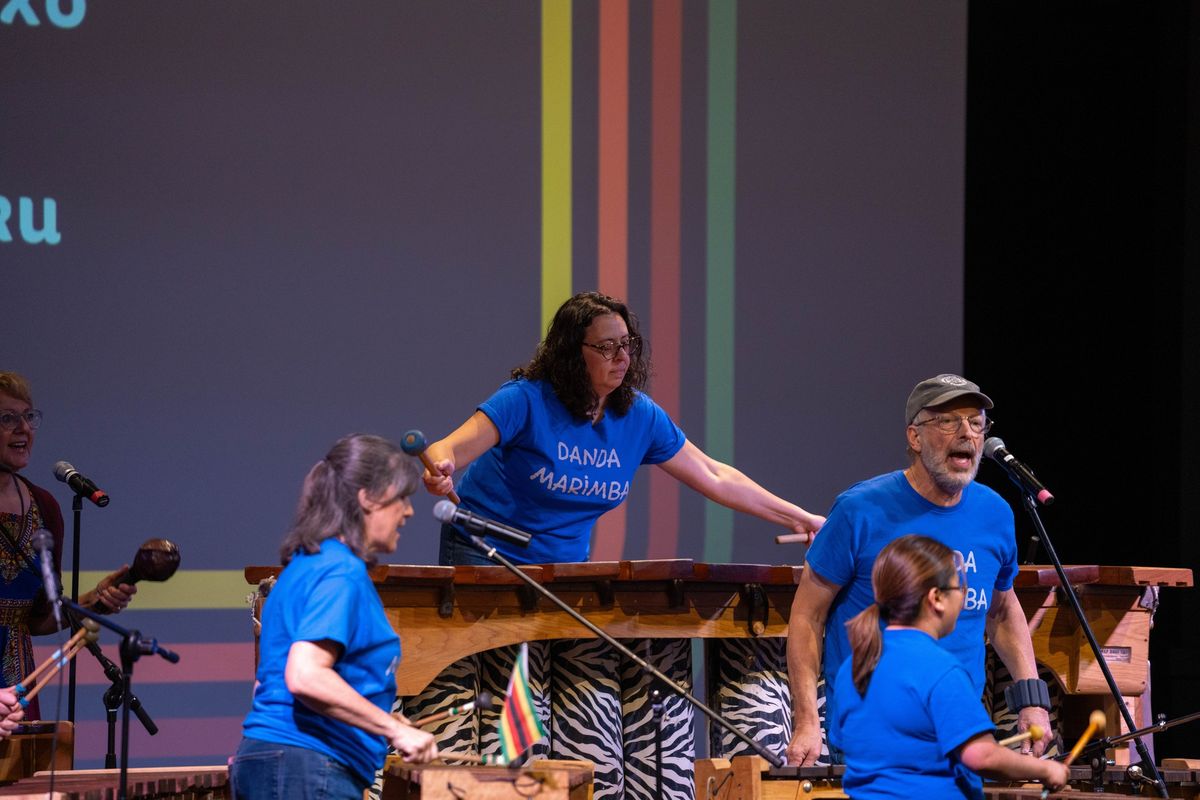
[647,0,683,559]
[33,643,255,685]
[73,716,243,761]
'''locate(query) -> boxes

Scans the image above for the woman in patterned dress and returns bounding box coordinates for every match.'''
[0,371,136,718]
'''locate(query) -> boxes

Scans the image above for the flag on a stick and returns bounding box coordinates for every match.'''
[498,642,546,761]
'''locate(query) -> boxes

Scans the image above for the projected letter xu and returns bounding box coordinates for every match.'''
[0,196,62,246]
[0,0,86,28]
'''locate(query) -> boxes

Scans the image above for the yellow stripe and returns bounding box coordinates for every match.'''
[78,569,252,610]
[541,0,572,331]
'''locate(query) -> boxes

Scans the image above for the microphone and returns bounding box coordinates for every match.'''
[432,500,532,546]
[31,529,63,628]
[53,461,110,507]
[983,437,1055,505]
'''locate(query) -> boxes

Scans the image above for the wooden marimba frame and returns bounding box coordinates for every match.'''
[695,756,1200,800]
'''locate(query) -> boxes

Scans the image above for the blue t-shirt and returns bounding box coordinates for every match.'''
[242,539,400,786]
[806,471,1016,738]
[832,629,995,800]
[456,378,686,564]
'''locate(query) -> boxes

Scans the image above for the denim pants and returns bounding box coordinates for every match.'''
[437,522,499,566]
[230,737,365,800]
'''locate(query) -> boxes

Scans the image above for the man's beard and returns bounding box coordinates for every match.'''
[920,446,980,497]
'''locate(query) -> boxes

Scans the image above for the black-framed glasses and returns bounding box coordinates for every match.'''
[912,413,993,436]
[0,410,42,431]
[939,550,969,592]
[582,336,642,361]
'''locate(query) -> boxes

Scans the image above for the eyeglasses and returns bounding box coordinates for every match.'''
[912,413,993,435]
[939,550,969,592]
[0,410,42,431]
[582,336,642,361]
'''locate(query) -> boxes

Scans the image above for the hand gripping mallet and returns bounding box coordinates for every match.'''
[402,430,461,505]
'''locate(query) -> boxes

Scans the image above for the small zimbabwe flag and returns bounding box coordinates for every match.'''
[498,642,546,761]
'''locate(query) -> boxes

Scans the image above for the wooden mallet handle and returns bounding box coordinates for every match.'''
[409,692,494,727]
[775,533,814,545]
[1064,710,1106,766]
[997,724,1045,748]
[402,430,461,506]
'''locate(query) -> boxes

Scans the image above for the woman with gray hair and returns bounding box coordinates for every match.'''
[231,434,437,800]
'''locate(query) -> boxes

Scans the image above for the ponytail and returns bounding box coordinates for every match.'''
[846,603,884,695]
[845,534,960,696]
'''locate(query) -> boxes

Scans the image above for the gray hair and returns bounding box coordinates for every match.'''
[279,434,421,565]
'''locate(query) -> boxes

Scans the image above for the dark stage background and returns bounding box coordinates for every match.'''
[2,0,1197,767]
[965,3,1199,761]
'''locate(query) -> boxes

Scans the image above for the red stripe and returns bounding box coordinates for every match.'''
[33,643,255,685]
[508,672,539,749]
[648,0,683,559]
[597,0,629,301]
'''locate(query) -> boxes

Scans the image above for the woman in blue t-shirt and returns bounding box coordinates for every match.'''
[414,292,824,799]
[424,291,824,565]
[232,435,437,800]
[833,535,1069,799]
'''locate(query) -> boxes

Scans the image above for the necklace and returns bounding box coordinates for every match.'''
[7,472,29,542]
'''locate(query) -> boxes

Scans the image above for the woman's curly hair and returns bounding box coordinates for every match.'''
[512,292,650,419]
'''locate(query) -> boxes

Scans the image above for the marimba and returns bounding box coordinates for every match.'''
[244,560,1191,703]
[0,723,73,784]
[0,765,228,799]
[246,559,805,696]
[383,758,593,800]
[695,756,1200,800]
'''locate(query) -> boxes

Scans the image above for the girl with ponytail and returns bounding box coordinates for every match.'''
[831,534,1069,799]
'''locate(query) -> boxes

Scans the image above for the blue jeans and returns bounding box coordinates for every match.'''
[230,737,364,800]
[438,522,499,566]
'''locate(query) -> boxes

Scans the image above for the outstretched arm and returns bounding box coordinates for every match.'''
[421,411,501,497]
[958,732,1069,789]
[657,441,824,534]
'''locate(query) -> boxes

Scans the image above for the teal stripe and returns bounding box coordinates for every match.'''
[704,0,736,563]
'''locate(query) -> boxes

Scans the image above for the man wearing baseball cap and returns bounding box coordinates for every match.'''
[785,374,1053,766]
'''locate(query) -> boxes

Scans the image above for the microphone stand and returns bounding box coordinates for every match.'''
[1015,491,1169,799]
[60,598,179,800]
[68,495,83,723]
[452,528,786,769]
[84,638,160,768]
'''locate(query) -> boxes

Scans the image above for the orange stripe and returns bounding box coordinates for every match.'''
[33,642,254,685]
[647,0,683,560]
[593,0,631,562]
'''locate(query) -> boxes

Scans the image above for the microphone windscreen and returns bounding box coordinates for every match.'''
[432,499,457,523]
[52,461,74,481]
[982,437,1006,460]
[31,529,53,552]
